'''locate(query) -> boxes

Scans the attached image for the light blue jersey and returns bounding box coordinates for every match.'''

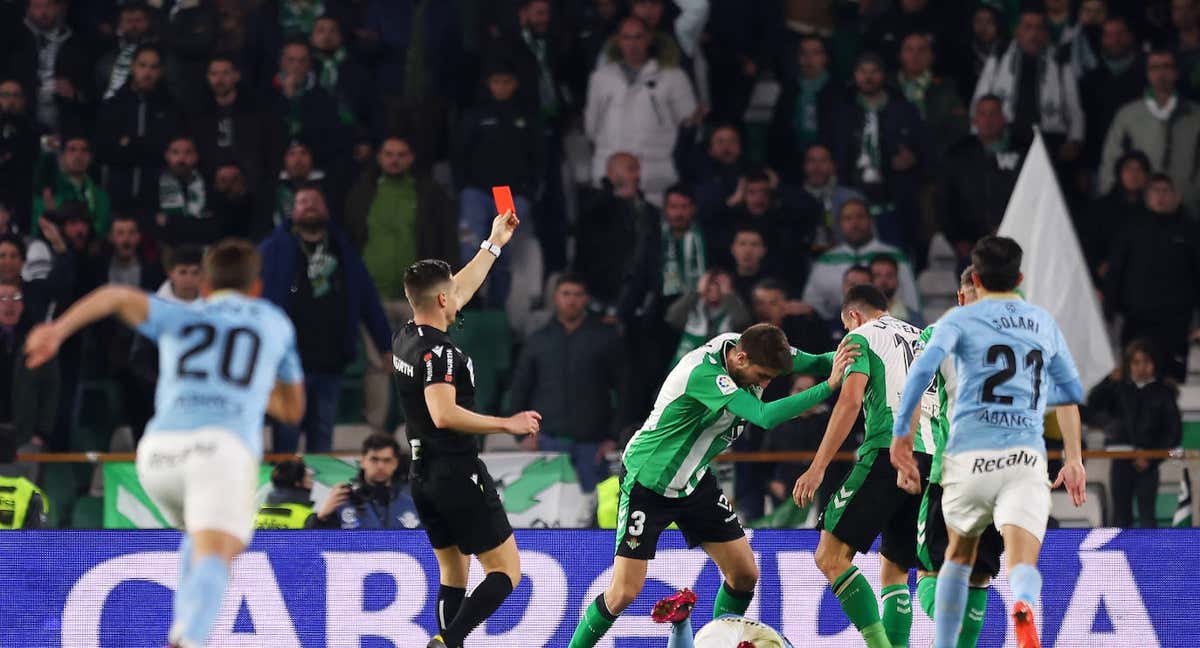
[136,293,303,458]
[896,297,1081,455]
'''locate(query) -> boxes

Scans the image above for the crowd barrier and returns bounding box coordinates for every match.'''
[0,528,1193,647]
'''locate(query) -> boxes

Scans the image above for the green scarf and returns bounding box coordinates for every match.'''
[793,71,828,150]
[298,235,338,298]
[279,0,324,36]
[855,93,887,186]
[661,223,706,298]
[317,48,357,125]
[899,70,932,118]
[158,171,206,219]
[523,28,559,121]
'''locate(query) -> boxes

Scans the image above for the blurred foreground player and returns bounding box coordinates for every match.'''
[392,210,542,648]
[25,240,305,648]
[891,236,1088,648]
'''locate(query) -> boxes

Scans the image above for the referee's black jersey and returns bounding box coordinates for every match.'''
[393,321,478,458]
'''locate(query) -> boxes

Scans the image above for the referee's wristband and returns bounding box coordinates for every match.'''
[480,240,501,258]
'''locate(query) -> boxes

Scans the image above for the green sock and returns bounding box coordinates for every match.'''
[713,581,754,618]
[880,584,912,648]
[957,587,989,648]
[917,575,937,620]
[568,594,618,648]
[833,566,891,648]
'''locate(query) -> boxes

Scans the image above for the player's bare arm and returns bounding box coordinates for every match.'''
[451,210,519,306]
[1052,404,1087,506]
[267,381,306,425]
[425,382,541,436]
[25,285,150,368]
[793,371,868,508]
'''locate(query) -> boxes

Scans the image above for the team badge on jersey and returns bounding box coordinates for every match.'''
[716,374,737,395]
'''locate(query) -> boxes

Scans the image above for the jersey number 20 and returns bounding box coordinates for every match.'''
[177,324,262,387]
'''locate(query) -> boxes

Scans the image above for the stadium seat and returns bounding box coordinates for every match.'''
[505,232,545,339]
[1178,385,1200,416]
[1183,421,1200,449]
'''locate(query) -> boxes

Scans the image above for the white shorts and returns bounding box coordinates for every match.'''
[135,428,259,545]
[940,447,1052,542]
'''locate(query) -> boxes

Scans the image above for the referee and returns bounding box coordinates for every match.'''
[393,209,541,648]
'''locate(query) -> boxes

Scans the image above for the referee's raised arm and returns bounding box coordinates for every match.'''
[449,210,520,309]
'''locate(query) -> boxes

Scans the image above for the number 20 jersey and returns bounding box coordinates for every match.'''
[924,297,1080,456]
[135,293,304,459]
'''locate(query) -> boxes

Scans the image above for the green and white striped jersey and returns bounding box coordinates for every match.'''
[842,315,944,459]
[622,333,832,497]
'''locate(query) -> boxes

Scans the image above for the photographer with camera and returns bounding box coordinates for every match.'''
[311,433,420,529]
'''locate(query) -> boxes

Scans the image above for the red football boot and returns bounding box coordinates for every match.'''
[1012,600,1042,648]
[652,588,698,624]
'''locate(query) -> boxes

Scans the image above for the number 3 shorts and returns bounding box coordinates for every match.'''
[940,447,1052,542]
[615,470,744,560]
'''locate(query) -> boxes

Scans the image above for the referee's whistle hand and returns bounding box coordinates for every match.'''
[505,411,542,436]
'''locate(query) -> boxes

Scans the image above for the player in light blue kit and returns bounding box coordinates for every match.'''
[888,236,1088,648]
[25,239,305,648]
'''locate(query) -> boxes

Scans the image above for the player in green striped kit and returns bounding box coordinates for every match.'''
[793,284,945,648]
[913,266,1002,648]
[568,323,858,648]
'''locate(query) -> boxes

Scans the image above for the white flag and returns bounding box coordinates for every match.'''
[997,131,1115,389]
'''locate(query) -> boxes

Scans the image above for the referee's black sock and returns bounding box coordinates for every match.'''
[437,585,467,636]
[441,572,514,647]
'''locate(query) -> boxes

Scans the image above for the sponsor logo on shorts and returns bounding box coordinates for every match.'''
[145,441,219,468]
[625,537,640,551]
[972,450,1040,474]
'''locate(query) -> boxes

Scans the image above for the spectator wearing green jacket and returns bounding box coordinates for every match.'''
[31,135,111,237]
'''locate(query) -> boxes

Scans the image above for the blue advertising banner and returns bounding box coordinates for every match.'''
[0,528,1192,647]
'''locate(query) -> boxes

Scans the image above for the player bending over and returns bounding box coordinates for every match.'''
[890,236,1087,648]
[568,324,857,647]
[793,283,942,648]
[25,240,305,648]
[652,588,793,648]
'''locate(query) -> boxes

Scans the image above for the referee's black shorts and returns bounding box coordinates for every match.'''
[411,455,513,555]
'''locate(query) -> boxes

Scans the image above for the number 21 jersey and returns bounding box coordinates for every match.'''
[923,297,1080,456]
[136,293,304,459]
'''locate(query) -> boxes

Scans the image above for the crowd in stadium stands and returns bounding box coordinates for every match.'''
[0,0,1195,528]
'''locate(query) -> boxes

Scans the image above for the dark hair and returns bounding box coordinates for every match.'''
[313,13,342,29]
[208,54,238,69]
[1146,48,1177,65]
[270,459,308,489]
[839,198,871,218]
[133,43,164,62]
[1113,150,1151,181]
[0,234,25,260]
[166,245,203,270]
[119,2,152,17]
[970,235,1023,292]
[733,225,766,241]
[738,323,793,372]
[362,433,402,456]
[166,133,196,149]
[842,283,889,313]
[110,212,139,227]
[742,168,771,185]
[663,183,695,205]
[868,254,899,272]
[404,259,453,309]
[975,93,1004,109]
[752,277,787,295]
[960,264,976,288]
[843,264,871,281]
[1123,338,1158,377]
[204,238,261,292]
[57,201,91,225]
[1148,172,1174,187]
[282,36,311,53]
[555,271,589,292]
[709,122,742,142]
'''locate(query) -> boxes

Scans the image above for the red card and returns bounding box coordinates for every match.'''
[492,185,516,217]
